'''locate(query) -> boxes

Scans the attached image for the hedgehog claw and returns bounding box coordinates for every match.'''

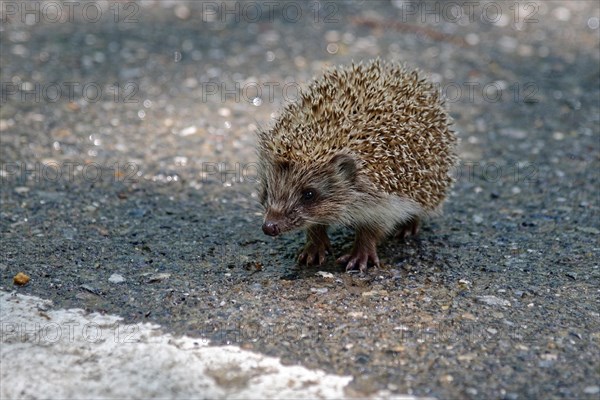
[298,225,331,266]
[338,250,380,273]
[299,242,330,266]
[337,229,381,272]
[396,218,420,239]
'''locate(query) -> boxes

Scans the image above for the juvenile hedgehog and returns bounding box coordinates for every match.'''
[257,59,458,272]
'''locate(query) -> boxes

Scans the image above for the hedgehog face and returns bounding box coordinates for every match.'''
[259,154,358,236]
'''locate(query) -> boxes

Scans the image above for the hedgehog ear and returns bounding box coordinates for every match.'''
[331,153,357,183]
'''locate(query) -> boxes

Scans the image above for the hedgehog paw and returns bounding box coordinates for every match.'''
[396,217,420,239]
[337,248,380,273]
[298,242,331,266]
[337,228,383,272]
[298,225,331,266]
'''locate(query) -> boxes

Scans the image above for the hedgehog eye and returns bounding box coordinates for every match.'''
[301,189,317,203]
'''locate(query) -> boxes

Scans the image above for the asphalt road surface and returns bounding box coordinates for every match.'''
[1,1,599,399]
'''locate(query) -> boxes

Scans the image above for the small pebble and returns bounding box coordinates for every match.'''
[80,284,101,295]
[218,108,231,117]
[458,353,477,362]
[553,7,571,21]
[565,272,577,280]
[552,131,565,141]
[362,290,389,297]
[461,313,477,320]
[499,128,527,139]
[316,271,334,279]
[583,386,599,395]
[179,126,197,136]
[174,5,190,20]
[147,273,171,283]
[108,274,126,284]
[477,295,511,307]
[13,272,30,286]
[465,33,479,46]
[577,226,599,235]
[538,360,555,368]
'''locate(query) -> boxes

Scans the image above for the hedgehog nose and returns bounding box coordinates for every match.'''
[262,221,280,236]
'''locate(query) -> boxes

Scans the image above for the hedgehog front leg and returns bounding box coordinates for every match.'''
[337,227,384,272]
[298,225,332,266]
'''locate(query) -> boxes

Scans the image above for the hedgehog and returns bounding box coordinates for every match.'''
[256,59,458,272]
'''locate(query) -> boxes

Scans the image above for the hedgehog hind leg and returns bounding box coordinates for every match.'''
[337,226,384,273]
[298,225,332,266]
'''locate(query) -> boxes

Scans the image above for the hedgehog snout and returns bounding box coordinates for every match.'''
[262,208,285,236]
[262,220,280,236]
